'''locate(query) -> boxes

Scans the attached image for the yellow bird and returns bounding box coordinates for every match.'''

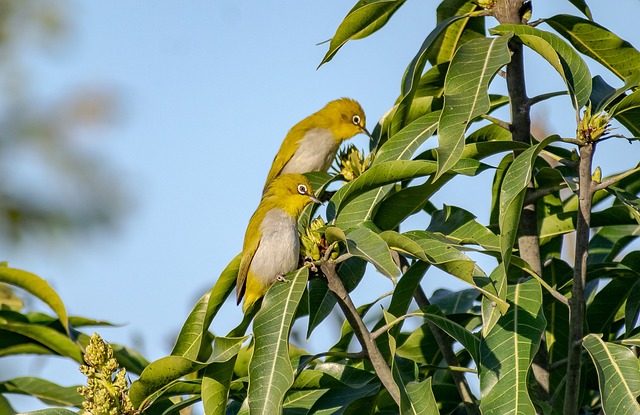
[263,98,371,193]
[237,174,321,312]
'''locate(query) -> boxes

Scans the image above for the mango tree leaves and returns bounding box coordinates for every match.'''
[435,34,512,179]
[492,24,592,110]
[479,279,545,415]
[319,0,406,66]
[546,14,640,81]
[248,268,309,414]
[0,267,69,335]
[583,334,640,415]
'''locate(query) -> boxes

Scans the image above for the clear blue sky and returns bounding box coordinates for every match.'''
[3,1,640,412]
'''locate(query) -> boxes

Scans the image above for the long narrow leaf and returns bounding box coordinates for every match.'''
[249,268,309,414]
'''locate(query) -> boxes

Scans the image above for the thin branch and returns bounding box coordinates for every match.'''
[370,312,424,340]
[523,184,566,205]
[563,142,595,415]
[480,114,510,130]
[320,259,401,406]
[414,285,480,415]
[592,165,640,193]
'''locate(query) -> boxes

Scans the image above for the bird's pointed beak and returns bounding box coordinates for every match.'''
[309,194,322,204]
[361,127,373,141]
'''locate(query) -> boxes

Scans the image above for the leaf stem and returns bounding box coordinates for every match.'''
[592,165,640,193]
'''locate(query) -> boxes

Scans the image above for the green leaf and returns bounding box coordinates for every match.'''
[0,267,69,335]
[546,14,640,81]
[403,377,440,415]
[373,111,440,165]
[319,0,406,66]
[330,159,487,217]
[429,0,484,65]
[130,336,245,408]
[0,322,82,363]
[499,135,561,272]
[609,89,640,137]
[583,334,640,414]
[249,268,309,414]
[479,279,546,415]
[19,410,78,415]
[389,14,471,136]
[492,24,592,109]
[421,306,480,364]
[427,205,500,250]
[344,227,399,280]
[0,377,83,408]
[381,230,508,312]
[430,288,478,314]
[567,0,593,20]
[587,275,637,339]
[171,254,240,359]
[202,358,236,415]
[435,33,512,179]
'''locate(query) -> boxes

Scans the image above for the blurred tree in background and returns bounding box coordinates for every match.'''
[0,0,126,245]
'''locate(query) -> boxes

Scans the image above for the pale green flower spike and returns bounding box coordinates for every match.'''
[300,216,339,262]
[77,333,137,415]
[578,103,612,143]
[334,144,373,182]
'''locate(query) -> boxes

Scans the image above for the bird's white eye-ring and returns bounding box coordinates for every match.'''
[352,115,361,125]
[297,184,308,195]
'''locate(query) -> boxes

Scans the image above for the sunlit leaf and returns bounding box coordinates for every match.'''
[479,279,545,415]
[435,33,512,179]
[320,0,406,66]
[0,267,69,335]
[546,14,640,81]
[583,334,640,414]
[249,268,308,414]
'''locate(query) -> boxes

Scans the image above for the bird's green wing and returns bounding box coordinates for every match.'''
[236,215,263,304]
[262,127,306,193]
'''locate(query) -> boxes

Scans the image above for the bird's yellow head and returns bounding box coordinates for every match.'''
[263,173,321,217]
[321,98,371,142]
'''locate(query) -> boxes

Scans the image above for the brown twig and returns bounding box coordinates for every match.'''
[320,258,401,406]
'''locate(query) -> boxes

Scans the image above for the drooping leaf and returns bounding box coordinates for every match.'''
[435,33,512,179]
[389,14,473,136]
[249,268,309,414]
[479,279,546,415]
[583,334,640,414]
[429,0,484,65]
[546,14,640,81]
[381,230,507,312]
[0,377,83,408]
[499,135,561,273]
[344,227,399,280]
[320,0,407,66]
[201,358,237,415]
[492,24,592,109]
[0,322,82,363]
[0,267,69,335]
[171,254,240,359]
[566,0,593,20]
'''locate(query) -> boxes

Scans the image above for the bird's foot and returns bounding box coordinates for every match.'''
[276,274,290,283]
[303,256,318,273]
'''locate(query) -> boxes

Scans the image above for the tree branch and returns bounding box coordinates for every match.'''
[592,165,640,193]
[563,142,595,414]
[320,259,401,406]
[414,286,480,415]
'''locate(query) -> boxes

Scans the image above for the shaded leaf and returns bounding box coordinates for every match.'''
[344,227,399,279]
[0,377,82,408]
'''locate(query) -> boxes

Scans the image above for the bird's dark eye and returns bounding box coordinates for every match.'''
[297,184,308,195]
[352,115,361,125]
